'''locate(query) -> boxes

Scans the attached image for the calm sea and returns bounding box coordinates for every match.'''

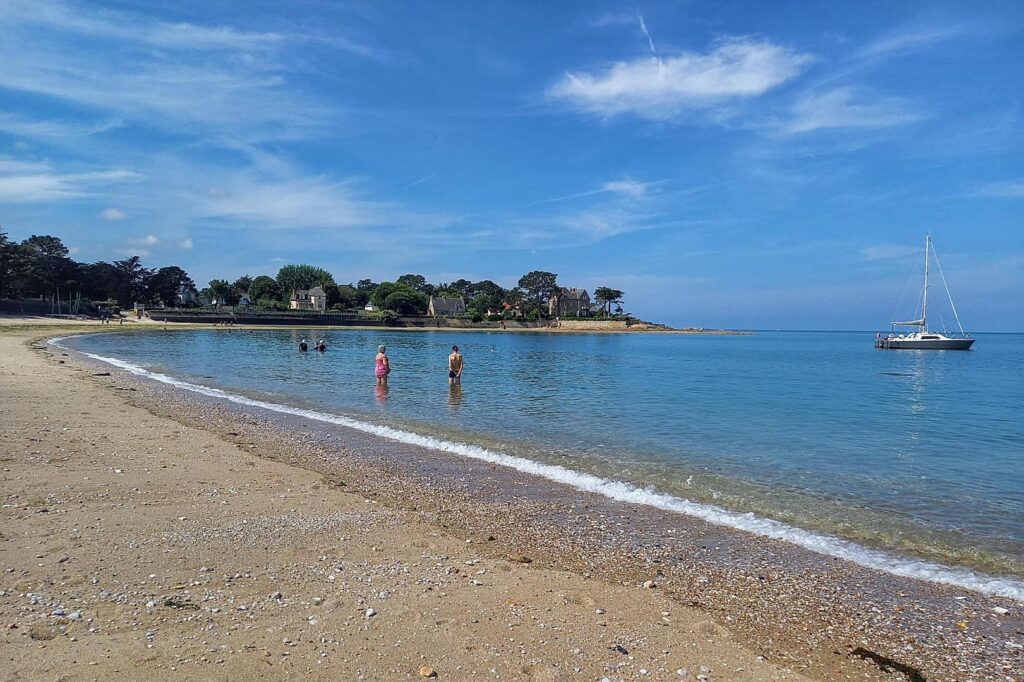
[64,329,1024,586]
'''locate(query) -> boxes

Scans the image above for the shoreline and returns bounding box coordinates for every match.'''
[49,332,1024,595]
[18,321,1022,680]
[0,312,751,336]
[1,321,812,681]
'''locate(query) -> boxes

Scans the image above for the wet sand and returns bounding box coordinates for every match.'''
[2,320,1021,680]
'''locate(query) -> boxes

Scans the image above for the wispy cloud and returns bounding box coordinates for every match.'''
[401,173,435,190]
[858,22,972,59]
[0,113,124,139]
[968,179,1024,198]
[602,179,649,198]
[99,207,125,220]
[0,0,288,51]
[549,38,813,120]
[0,157,141,203]
[0,0,356,141]
[117,234,159,257]
[180,238,194,250]
[638,15,657,54]
[782,87,924,134]
[861,244,921,261]
[201,176,389,229]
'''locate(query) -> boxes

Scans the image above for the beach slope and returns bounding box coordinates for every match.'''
[0,323,810,680]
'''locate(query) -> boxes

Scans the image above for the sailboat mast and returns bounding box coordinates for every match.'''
[921,234,930,330]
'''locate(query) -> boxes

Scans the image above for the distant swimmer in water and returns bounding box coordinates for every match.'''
[299,339,308,351]
[375,345,391,386]
[316,339,326,352]
[448,345,463,385]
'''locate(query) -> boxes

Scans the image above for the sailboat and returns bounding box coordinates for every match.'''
[876,235,974,350]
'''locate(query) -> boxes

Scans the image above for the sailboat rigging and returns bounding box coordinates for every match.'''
[875,235,974,350]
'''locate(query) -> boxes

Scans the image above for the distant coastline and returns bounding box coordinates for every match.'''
[135,310,752,334]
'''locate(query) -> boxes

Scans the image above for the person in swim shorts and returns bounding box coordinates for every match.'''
[448,345,463,385]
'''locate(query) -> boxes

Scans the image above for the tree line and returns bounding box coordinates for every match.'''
[0,229,625,319]
[0,230,194,311]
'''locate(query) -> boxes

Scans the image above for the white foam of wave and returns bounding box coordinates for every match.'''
[54,339,1024,602]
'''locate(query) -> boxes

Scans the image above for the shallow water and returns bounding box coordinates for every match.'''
[65,329,1024,578]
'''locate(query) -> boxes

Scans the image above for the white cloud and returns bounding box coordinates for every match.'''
[123,235,158,247]
[0,157,141,202]
[117,234,158,257]
[549,38,813,120]
[783,87,923,134]
[180,238,194,250]
[100,207,125,220]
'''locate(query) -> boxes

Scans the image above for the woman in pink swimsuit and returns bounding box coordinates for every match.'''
[374,345,391,386]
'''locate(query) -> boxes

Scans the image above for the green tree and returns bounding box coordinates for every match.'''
[396,273,435,295]
[448,278,473,298]
[517,270,558,317]
[112,256,153,306]
[337,284,359,309]
[232,275,253,300]
[248,275,281,303]
[0,228,19,298]
[18,235,77,298]
[78,262,120,303]
[369,281,400,309]
[372,282,427,313]
[466,280,505,316]
[276,264,338,307]
[276,264,332,292]
[593,287,625,315]
[384,288,427,315]
[467,293,493,317]
[207,279,237,306]
[148,266,195,307]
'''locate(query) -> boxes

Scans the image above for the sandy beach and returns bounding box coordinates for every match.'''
[1,319,1021,681]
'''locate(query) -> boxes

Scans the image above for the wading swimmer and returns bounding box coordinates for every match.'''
[448,345,463,385]
[316,339,326,352]
[299,339,308,351]
[375,345,391,386]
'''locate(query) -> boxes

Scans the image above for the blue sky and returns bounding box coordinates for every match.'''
[1,0,1022,330]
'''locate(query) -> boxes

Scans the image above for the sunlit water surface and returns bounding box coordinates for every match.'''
[67,329,1024,576]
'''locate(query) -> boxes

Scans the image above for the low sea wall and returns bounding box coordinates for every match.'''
[147,310,537,329]
[557,320,628,331]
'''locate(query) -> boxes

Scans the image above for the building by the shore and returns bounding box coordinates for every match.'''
[290,286,327,312]
[428,296,466,317]
[548,287,591,317]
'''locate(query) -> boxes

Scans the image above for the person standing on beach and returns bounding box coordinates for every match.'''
[448,345,463,385]
[375,345,391,386]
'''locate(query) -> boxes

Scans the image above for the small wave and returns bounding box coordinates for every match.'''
[54,338,1024,602]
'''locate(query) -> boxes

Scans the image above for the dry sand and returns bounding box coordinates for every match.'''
[1,320,811,680]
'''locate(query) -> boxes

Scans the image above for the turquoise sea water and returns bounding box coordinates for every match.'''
[65,329,1024,579]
